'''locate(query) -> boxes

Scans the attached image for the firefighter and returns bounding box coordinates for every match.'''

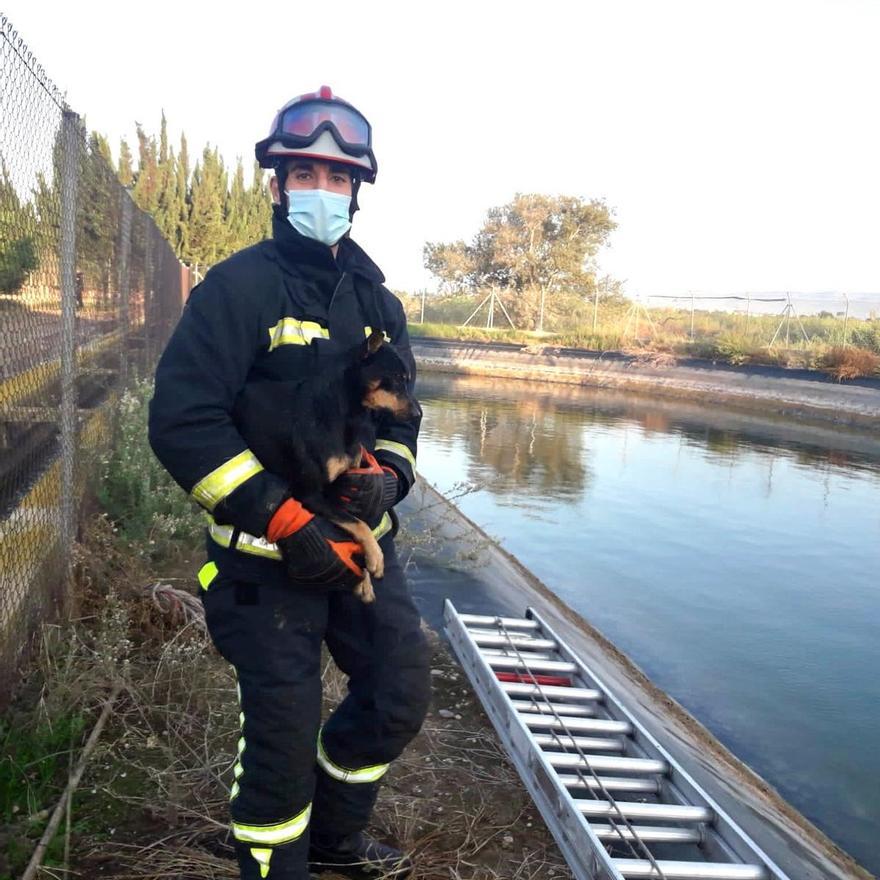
[148,86,430,880]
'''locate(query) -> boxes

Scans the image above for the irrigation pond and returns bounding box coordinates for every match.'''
[415,372,880,875]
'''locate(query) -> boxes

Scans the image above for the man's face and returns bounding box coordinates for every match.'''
[276,159,354,198]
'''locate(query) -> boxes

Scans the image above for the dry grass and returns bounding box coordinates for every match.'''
[819,346,880,381]
[3,514,570,880]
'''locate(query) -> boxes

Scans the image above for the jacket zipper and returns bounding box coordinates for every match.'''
[328,272,346,314]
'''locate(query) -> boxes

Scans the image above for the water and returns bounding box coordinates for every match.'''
[415,373,880,874]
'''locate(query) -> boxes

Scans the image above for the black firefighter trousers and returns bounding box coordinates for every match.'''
[200,537,431,880]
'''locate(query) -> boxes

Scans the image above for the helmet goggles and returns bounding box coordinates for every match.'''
[255,87,378,182]
[279,99,371,153]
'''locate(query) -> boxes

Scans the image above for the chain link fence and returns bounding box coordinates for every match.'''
[0,15,190,700]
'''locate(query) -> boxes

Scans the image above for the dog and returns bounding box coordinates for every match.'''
[232,330,420,602]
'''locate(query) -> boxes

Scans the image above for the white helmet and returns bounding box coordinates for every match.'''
[255,85,377,183]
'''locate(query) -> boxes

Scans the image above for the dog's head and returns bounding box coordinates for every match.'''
[356,330,421,421]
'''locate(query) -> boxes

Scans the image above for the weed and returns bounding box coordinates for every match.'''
[819,346,880,381]
[96,378,202,558]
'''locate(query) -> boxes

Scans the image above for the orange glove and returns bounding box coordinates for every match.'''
[267,498,364,589]
[330,448,399,525]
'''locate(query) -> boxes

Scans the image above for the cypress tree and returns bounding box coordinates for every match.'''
[132,124,160,215]
[117,138,134,187]
[186,146,228,266]
[176,132,191,259]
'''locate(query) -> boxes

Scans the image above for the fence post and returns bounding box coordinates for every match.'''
[144,226,154,373]
[420,287,426,324]
[746,293,751,333]
[58,110,80,595]
[690,291,695,340]
[842,294,850,347]
[118,194,132,383]
[592,282,600,334]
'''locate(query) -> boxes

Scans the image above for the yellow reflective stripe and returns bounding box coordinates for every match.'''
[231,684,245,801]
[208,514,391,561]
[233,803,311,845]
[268,318,329,351]
[206,515,235,548]
[317,735,389,784]
[197,561,219,591]
[250,848,273,878]
[374,511,392,541]
[363,326,391,343]
[375,439,416,470]
[192,450,264,511]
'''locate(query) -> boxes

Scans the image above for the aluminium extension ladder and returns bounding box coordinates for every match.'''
[444,601,792,880]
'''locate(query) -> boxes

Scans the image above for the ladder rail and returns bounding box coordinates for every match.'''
[444,599,624,880]
[526,608,790,876]
[493,616,675,879]
[445,601,794,880]
[446,602,627,880]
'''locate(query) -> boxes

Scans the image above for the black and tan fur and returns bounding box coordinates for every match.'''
[232,331,419,602]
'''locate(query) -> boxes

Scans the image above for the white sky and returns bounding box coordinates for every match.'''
[3,0,879,298]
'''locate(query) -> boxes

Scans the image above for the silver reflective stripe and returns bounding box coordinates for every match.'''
[375,439,416,470]
[207,512,392,560]
[363,326,391,342]
[316,733,389,784]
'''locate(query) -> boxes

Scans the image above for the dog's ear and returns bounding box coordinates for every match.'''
[362,329,384,358]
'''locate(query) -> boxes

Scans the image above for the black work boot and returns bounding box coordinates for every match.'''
[308,831,413,878]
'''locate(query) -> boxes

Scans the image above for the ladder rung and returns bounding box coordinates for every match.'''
[485,656,576,673]
[524,716,631,735]
[511,700,596,717]
[502,682,601,701]
[535,733,624,751]
[591,824,702,844]
[481,648,557,660]
[578,801,713,823]
[460,614,539,629]
[557,775,659,794]
[547,754,667,774]
[470,633,558,650]
[612,860,767,879]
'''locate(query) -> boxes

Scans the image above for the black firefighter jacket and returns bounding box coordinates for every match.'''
[148,207,420,581]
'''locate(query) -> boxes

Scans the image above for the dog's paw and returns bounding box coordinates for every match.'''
[354,574,375,604]
[365,547,385,580]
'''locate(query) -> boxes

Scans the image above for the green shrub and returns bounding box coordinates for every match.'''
[848,324,880,354]
[97,379,202,554]
[0,235,38,296]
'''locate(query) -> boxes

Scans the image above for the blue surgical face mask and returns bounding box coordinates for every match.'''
[285,189,352,246]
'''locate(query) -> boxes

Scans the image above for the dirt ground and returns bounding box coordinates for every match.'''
[1,515,571,880]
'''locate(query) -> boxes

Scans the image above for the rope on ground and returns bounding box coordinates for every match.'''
[149,582,206,630]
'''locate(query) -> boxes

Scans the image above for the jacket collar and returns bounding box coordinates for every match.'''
[271,206,385,285]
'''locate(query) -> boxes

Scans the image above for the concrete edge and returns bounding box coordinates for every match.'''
[412,346,880,432]
[404,479,875,880]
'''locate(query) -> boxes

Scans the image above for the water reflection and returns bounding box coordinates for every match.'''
[424,393,591,500]
[415,373,880,874]
[418,373,880,496]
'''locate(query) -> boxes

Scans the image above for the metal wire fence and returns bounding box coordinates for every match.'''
[405,289,880,357]
[0,15,190,699]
